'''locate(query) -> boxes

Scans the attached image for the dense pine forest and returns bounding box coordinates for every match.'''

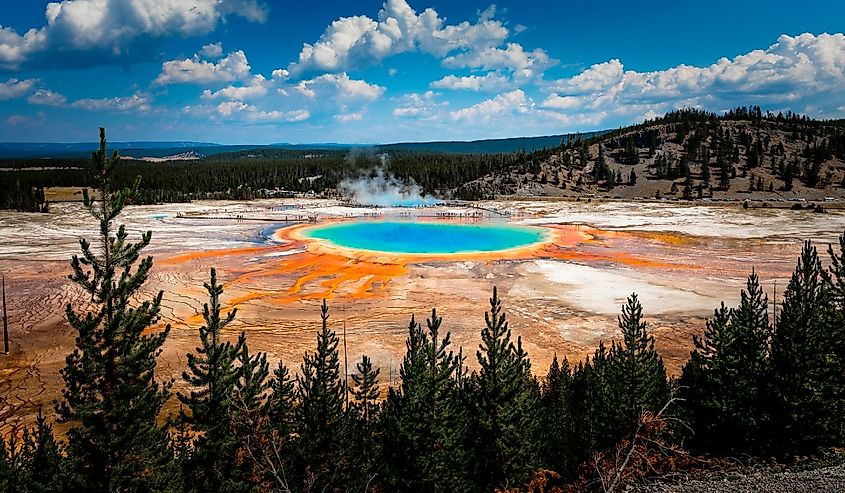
[0,147,521,210]
[4,106,844,211]
[1,131,844,492]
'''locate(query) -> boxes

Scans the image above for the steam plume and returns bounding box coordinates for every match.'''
[339,153,439,207]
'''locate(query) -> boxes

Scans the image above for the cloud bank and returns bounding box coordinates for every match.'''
[539,32,845,122]
[286,0,551,79]
[0,0,268,70]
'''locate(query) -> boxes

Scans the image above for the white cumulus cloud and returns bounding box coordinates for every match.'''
[391,90,446,118]
[201,75,270,101]
[0,0,268,69]
[27,88,68,106]
[442,42,556,80]
[287,0,510,77]
[293,73,385,102]
[430,72,511,91]
[335,111,364,122]
[543,33,845,122]
[71,92,151,112]
[216,101,310,122]
[0,78,37,100]
[156,49,252,85]
[199,42,224,59]
[271,68,289,79]
[449,89,531,121]
[540,94,582,110]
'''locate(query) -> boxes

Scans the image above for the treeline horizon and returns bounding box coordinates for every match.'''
[1,130,844,493]
[3,105,845,210]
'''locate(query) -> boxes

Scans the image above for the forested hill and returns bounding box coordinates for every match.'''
[0,141,222,159]
[0,131,608,159]
[376,131,608,154]
[457,107,845,201]
[3,106,845,210]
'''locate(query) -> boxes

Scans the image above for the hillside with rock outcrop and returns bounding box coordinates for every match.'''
[456,107,845,202]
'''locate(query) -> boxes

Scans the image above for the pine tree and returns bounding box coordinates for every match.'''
[351,355,380,430]
[0,413,64,493]
[718,156,731,190]
[572,339,628,455]
[728,272,771,434]
[349,355,381,488]
[255,358,298,490]
[26,414,64,493]
[611,294,669,430]
[824,232,845,444]
[701,161,711,188]
[568,358,596,464]
[381,310,469,492]
[56,128,171,492]
[227,339,269,488]
[680,272,771,454]
[266,359,297,439]
[381,315,426,489]
[234,342,269,412]
[540,355,577,478]
[471,287,541,491]
[683,177,694,200]
[296,299,345,488]
[769,241,835,453]
[177,268,247,492]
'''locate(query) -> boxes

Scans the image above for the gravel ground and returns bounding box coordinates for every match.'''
[642,463,845,492]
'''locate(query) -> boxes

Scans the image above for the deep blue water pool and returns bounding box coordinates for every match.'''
[303,221,547,254]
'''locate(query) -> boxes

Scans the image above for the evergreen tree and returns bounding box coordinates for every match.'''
[228,339,269,488]
[296,299,345,489]
[56,128,171,492]
[680,272,771,454]
[258,358,298,490]
[611,294,670,429]
[683,177,694,200]
[624,137,639,164]
[567,358,596,465]
[177,268,248,492]
[701,161,711,188]
[0,414,64,493]
[769,241,836,453]
[540,355,577,478]
[471,287,541,491]
[25,415,64,493]
[266,359,297,439]
[381,311,469,492]
[351,355,381,430]
[718,156,731,190]
[824,232,845,444]
[574,341,619,454]
[349,355,381,488]
[234,343,269,411]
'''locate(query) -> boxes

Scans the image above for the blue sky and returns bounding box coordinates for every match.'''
[1,0,844,144]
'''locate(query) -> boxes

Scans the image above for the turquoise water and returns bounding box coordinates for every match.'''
[303,221,547,254]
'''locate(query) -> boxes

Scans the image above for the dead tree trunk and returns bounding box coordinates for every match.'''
[2,274,8,354]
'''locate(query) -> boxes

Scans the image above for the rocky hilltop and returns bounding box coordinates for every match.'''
[458,107,845,202]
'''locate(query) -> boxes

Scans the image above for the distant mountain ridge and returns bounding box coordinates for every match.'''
[0,132,610,159]
[376,131,609,154]
[0,141,220,159]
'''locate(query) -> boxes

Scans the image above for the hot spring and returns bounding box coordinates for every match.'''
[301,220,549,255]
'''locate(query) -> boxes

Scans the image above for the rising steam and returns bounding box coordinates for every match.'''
[339,153,439,207]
